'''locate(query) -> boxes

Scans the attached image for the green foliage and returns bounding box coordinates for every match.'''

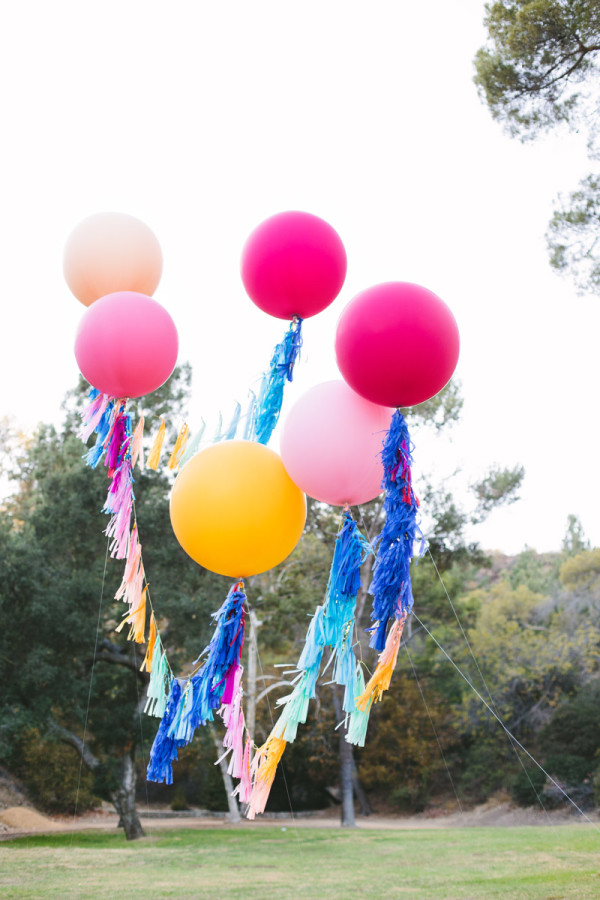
[474,1,600,138]
[474,2,600,295]
[547,175,600,295]
[18,729,99,814]
[511,766,547,806]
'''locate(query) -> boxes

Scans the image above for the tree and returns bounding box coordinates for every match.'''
[473,1,600,294]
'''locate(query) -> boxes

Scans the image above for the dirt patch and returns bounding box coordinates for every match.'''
[0,807,62,832]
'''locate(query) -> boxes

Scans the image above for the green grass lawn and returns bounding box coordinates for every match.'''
[1,825,599,899]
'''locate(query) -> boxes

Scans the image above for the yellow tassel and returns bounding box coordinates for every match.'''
[140,613,157,673]
[146,419,166,470]
[131,416,145,470]
[247,735,287,820]
[167,423,189,470]
[116,586,148,643]
[355,615,405,711]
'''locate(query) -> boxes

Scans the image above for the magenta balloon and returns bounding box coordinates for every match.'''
[241,211,347,319]
[74,291,178,398]
[280,380,393,507]
[335,282,460,408]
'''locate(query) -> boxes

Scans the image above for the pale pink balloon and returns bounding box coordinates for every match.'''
[64,212,163,307]
[280,380,393,507]
[74,291,178,399]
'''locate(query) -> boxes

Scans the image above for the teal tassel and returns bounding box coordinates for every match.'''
[346,666,371,747]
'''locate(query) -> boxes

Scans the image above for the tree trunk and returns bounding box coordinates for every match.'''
[331,687,356,827]
[352,759,372,816]
[246,607,262,740]
[209,724,241,823]
[49,720,145,840]
[110,748,145,840]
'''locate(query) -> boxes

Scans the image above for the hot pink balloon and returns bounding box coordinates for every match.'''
[241,211,347,319]
[335,282,460,408]
[280,380,393,507]
[74,291,178,398]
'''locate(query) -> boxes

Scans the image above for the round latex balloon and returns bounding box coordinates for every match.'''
[74,291,178,398]
[170,441,306,578]
[335,282,460,408]
[280,381,393,507]
[241,210,347,319]
[64,212,163,306]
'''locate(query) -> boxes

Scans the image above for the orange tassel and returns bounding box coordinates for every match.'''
[355,615,405,711]
[140,614,157,673]
[247,735,287,820]
[116,586,148,643]
[146,419,166,470]
[131,417,145,470]
[167,423,189,470]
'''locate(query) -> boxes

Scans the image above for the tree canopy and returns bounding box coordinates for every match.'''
[474,1,600,294]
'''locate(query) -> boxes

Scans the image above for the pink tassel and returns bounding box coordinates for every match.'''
[218,667,245,780]
[79,392,110,442]
[233,737,253,804]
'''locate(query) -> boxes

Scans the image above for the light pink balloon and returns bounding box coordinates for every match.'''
[74,291,178,399]
[280,380,393,507]
[64,212,163,307]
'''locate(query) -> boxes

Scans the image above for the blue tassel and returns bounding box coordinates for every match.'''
[254,317,303,445]
[368,409,424,652]
[188,583,246,730]
[147,679,184,784]
[85,399,116,468]
[224,402,242,440]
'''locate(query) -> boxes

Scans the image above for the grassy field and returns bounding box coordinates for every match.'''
[1,825,599,899]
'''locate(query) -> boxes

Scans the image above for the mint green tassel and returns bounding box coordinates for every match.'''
[346,665,371,747]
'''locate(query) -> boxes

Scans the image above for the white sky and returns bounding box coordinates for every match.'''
[1,0,598,556]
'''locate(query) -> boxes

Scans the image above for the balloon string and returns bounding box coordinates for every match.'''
[425,549,551,819]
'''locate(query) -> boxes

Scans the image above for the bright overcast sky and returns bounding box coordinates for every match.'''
[1,1,598,555]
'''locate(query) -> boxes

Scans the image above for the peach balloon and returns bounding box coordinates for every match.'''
[64,212,163,306]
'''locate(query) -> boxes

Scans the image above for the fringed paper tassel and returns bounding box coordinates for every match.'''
[167,423,189,470]
[140,613,157,673]
[179,420,206,467]
[115,586,148,643]
[145,634,171,718]
[368,410,425,652]
[115,524,144,610]
[131,416,145,470]
[102,409,134,560]
[233,736,253,804]
[253,317,303,445]
[247,735,287,820]
[79,389,111,443]
[188,582,246,731]
[168,679,197,744]
[147,679,183,784]
[332,626,359,714]
[346,665,371,747]
[146,418,166,470]
[81,390,116,468]
[356,614,405,711]
[217,665,246,779]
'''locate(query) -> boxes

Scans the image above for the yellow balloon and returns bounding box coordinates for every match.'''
[170,440,306,578]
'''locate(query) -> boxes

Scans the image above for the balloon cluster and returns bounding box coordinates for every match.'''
[67,207,460,806]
